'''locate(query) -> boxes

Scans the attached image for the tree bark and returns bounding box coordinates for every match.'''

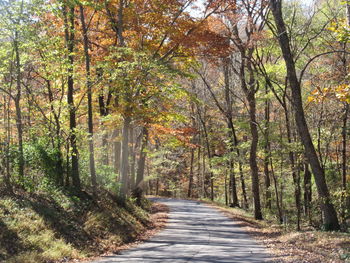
[270,0,339,230]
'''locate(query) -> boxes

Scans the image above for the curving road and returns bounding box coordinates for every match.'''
[91,198,271,263]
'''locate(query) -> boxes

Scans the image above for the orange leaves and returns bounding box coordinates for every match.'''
[150,124,198,148]
[184,18,232,60]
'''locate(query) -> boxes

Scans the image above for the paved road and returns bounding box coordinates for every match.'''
[91,198,271,263]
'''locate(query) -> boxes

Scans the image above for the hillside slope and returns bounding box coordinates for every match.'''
[0,187,165,263]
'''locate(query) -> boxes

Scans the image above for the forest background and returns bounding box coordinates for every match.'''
[0,1,350,261]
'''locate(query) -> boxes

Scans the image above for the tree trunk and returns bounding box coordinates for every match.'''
[248,91,262,219]
[120,116,131,197]
[283,99,301,230]
[270,157,283,223]
[197,136,202,197]
[98,91,112,166]
[14,31,24,181]
[264,86,271,210]
[202,118,214,200]
[238,47,262,219]
[129,125,136,190]
[133,127,148,204]
[188,148,195,198]
[304,162,312,212]
[4,96,11,191]
[79,5,97,195]
[63,5,80,191]
[341,104,348,221]
[135,127,148,191]
[113,129,121,175]
[270,0,340,230]
[223,59,239,207]
[225,169,228,206]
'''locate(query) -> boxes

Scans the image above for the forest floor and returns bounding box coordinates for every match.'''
[205,201,350,263]
[0,186,168,263]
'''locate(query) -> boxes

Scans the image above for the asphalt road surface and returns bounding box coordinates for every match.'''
[91,198,271,263]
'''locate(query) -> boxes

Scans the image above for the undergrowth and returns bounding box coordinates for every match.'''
[0,185,153,263]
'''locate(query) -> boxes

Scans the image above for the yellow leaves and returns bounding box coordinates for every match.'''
[327,19,350,43]
[308,84,350,104]
[335,84,350,103]
[307,96,315,103]
[307,87,324,103]
[327,21,340,33]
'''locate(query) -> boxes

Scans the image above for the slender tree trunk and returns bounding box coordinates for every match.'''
[264,86,271,209]
[156,177,159,196]
[120,115,131,197]
[188,148,195,198]
[14,31,24,181]
[79,5,97,194]
[65,141,70,187]
[45,80,64,186]
[270,157,283,223]
[304,162,312,221]
[202,117,214,200]
[238,48,262,219]
[248,91,262,219]
[4,96,11,191]
[222,93,247,207]
[225,169,228,206]
[133,127,148,205]
[270,0,340,230]
[228,158,239,207]
[223,59,239,207]
[283,100,301,230]
[135,127,148,192]
[63,5,81,191]
[197,134,202,197]
[129,125,136,190]
[341,104,348,221]
[202,145,208,198]
[98,93,110,166]
[113,129,121,175]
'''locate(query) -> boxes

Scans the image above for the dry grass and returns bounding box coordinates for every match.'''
[205,202,350,263]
